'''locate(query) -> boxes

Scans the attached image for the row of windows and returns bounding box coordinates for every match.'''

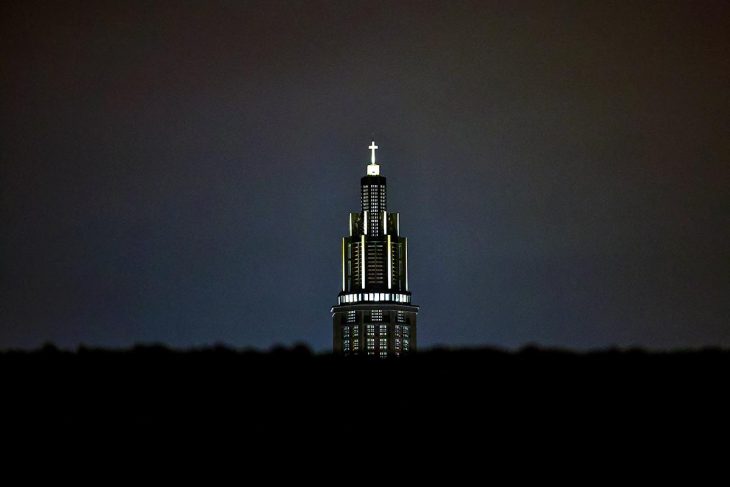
[345,338,361,352]
[344,339,394,353]
[361,197,386,209]
[363,339,393,351]
[395,325,411,337]
[348,324,399,338]
[344,339,409,354]
[361,203,387,213]
[365,324,388,336]
[338,293,411,304]
[366,244,386,282]
[343,325,409,340]
[342,348,410,357]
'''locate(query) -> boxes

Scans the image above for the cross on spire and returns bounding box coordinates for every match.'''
[369,141,379,165]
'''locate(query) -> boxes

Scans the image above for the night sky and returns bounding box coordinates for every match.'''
[1,1,728,350]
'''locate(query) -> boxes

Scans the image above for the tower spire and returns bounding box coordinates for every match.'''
[369,140,378,164]
[367,140,380,176]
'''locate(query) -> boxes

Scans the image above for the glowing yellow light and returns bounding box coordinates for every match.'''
[405,237,408,291]
[387,234,392,289]
[361,234,365,289]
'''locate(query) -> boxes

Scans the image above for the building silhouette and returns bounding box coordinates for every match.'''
[331,142,419,356]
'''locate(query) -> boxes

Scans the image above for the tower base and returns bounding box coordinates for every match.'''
[331,303,419,357]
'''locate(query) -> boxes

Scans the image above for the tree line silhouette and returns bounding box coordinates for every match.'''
[3,344,726,436]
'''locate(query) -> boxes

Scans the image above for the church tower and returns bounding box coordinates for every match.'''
[331,141,419,356]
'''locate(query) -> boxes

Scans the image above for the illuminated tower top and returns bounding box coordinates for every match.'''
[331,140,418,357]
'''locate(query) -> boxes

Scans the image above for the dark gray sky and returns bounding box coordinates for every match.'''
[1,0,728,350]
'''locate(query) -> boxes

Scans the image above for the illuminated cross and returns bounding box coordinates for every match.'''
[369,141,379,164]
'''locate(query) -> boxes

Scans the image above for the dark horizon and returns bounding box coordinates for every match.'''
[4,345,728,435]
[1,0,728,351]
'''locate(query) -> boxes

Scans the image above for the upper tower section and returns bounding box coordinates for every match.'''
[337,141,412,305]
[361,140,387,236]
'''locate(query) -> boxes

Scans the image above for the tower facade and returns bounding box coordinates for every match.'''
[331,142,418,356]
